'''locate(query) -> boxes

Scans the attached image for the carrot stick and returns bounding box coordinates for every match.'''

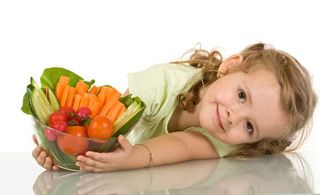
[66,87,76,107]
[73,94,82,111]
[60,85,70,107]
[87,94,95,107]
[89,85,98,95]
[98,91,121,116]
[75,80,89,95]
[79,93,92,108]
[106,102,123,123]
[116,104,126,120]
[88,98,103,117]
[97,86,113,106]
[55,76,70,101]
[55,83,63,101]
[79,93,89,108]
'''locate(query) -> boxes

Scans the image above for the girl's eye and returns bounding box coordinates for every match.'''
[238,89,247,102]
[246,121,254,136]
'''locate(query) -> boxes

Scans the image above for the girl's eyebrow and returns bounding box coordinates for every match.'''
[242,80,261,139]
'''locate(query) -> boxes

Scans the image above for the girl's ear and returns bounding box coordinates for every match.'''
[217,54,243,77]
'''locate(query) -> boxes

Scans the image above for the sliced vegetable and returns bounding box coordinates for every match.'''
[47,87,60,112]
[106,101,124,123]
[72,94,81,111]
[60,85,70,107]
[66,87,76,107]
[28,77,54,124]
[88,85,98,95]
[99,90,121,116]
[79,93,90,108]
[112,96,145,136]
[75,80,89,95]
[88,98,102,117]
[55,76,70,101]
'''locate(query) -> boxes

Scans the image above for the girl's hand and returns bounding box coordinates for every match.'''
[76,135,133,172]
[32,135,60,171]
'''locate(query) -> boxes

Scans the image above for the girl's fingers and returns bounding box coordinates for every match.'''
[43,157,53,170]
[31,139,60,171]
[84,152,107,162]
[78,163,104,172]
[33,134,39,145]
[77,174,103,187]
[118,135,132,152]
[36,151,47,166]
[52,165,60,171]
[32,146,41,159]
[77,156,105,169]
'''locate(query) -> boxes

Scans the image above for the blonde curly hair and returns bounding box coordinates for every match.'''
[173,43,317,157]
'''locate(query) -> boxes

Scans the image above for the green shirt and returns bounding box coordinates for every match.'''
[126,63,239,157]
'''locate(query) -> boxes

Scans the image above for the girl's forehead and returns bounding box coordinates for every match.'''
[246,68,279,87]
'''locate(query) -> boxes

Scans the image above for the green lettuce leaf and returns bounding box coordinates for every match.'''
[40,67,95,90]
[21,67,95,115]
[21,92,32,114]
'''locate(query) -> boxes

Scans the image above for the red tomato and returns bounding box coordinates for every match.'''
[76,107,91,119]
[67,118,81,126]
[49,120,67,132]
[88,116,114,139]
[60,106,76,120]
[57,126,88,156]
[49,111,67,124]
[44,128,57,141]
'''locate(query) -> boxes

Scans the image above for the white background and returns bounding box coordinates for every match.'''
[0,0,319,153]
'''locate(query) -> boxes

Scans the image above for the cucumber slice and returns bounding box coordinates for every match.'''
[47,87,60,112]
[112,96,145,137]
[29,77,54,124]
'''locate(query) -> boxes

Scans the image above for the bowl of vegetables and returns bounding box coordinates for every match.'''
[22,67,145,171]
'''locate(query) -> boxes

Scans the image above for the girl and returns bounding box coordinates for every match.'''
[32,43,317,172]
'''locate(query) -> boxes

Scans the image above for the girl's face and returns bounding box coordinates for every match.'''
[198,66,290,144]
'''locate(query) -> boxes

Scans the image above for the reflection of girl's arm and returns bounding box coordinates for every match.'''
[148,159,219,191]
[76,158,220,193]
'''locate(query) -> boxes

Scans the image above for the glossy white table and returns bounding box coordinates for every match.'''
[1,151,319,194]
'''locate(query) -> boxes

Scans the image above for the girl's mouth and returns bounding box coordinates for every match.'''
[216,105,225,132]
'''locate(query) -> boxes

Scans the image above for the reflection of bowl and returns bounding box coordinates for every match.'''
[33,117,118,171]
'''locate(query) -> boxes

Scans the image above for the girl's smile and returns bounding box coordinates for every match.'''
[216,104,225,133]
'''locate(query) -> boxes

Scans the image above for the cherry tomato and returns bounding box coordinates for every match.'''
[88,116,114,139]
[49,120,67,132]
[57,126,88,156]
[67,126,88,137]
[76,107,91,119]
[49,111,67,124]
[69,117,81,126]
[60,106,76,120]
[44,128,57,141]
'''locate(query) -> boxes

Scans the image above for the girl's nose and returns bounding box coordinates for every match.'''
[227,110,232,125]
[226,107,245,127]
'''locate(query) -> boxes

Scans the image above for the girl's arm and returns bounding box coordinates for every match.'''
[76,131,219,172]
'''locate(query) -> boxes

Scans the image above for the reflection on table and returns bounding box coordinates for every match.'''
[33,152,314,195]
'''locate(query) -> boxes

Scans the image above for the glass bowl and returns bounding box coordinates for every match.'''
[33,117,118,171]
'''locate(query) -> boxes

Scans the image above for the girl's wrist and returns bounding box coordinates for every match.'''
[132,144,153,169]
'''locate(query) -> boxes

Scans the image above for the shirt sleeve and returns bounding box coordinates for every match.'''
[127,64,171,118]
[127,63,202,118]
